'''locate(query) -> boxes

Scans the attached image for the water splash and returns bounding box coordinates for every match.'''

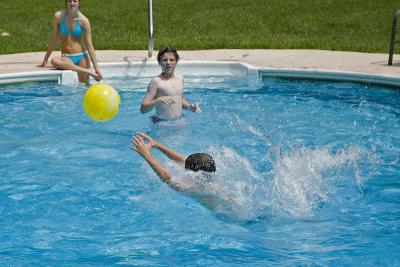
[169,145,376,221]
[265,146,372,219]
[169,146,264,220]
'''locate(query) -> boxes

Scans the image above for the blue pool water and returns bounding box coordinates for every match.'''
[0,76,399,265]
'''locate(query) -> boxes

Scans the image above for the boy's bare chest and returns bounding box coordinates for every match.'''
[156,80,183,96]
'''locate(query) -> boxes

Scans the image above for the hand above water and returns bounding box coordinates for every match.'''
[137,132,159,148]
[94,68,103,80]
[189,103,201,113]
[131,134,152,157]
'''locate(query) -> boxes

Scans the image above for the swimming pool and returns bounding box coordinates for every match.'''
[0,76,399,265]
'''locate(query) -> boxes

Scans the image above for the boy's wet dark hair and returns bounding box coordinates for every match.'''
[157,46,180,64]
[185,153,216,173]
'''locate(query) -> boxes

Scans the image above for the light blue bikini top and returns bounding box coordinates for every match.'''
[59,12,83,38]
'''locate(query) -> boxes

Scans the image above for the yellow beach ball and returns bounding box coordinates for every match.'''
[83,83,120,122]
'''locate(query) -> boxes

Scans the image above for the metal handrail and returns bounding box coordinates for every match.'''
[148,0,154,59]
[388,9,400,65]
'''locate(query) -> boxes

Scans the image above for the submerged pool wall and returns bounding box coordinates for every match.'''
[261,68,400,88]
[0,61,400,87]
[0,61,259,86]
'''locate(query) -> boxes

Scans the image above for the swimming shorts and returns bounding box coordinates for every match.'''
[150,114,186,126]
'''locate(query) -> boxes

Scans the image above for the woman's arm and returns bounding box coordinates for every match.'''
[81,17,102,78]
[38,12,60,67]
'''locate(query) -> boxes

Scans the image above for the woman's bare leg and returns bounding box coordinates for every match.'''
[77,55,91,84]
[51,57,101,82]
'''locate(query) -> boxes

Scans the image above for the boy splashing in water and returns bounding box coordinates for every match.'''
[131,133,251,219]
[131,132,215,190]
[140,46,200,122]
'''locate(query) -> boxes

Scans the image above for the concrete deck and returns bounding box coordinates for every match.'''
[0,49,399,77]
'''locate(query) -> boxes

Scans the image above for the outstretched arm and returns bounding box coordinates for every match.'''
[131,134,173,183]
[137,132,186,165]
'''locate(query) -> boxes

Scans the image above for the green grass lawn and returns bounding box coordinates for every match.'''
[0,0,398,54]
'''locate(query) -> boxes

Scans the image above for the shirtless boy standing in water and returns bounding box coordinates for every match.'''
[140,46,200,122]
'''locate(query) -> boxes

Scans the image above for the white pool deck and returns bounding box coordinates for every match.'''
[0,49,399,85]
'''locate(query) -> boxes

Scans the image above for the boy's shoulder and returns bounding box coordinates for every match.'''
[150,76,162,85]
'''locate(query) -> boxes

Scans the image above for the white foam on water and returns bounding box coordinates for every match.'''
[168,145,375,221]
[265,146,371,219]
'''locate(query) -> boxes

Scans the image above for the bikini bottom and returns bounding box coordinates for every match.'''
[62,51,89,65]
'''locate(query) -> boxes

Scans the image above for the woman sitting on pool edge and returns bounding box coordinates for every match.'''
[140,46,201,123]
[38,0,102,84]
